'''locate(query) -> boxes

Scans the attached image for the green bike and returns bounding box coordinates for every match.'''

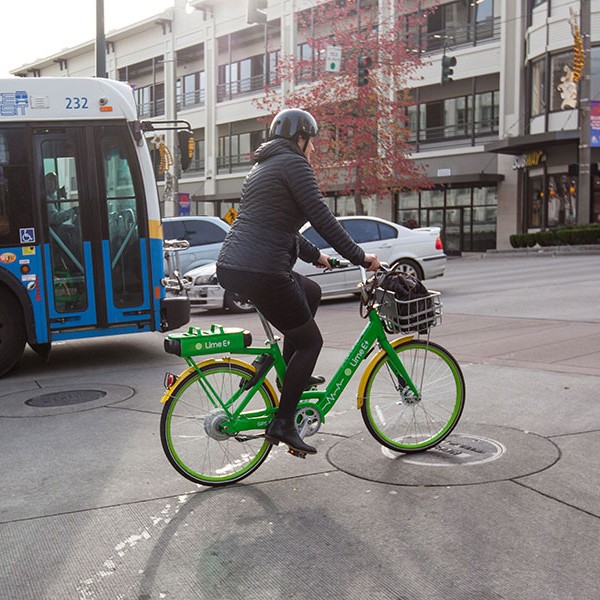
[160,266,465,486]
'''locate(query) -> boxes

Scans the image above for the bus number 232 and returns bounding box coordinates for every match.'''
[65,97,89,110]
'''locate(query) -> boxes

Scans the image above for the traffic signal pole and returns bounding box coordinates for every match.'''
[577,0,591,224]
[95,0,106,78]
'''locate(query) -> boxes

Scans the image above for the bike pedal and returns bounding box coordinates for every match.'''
[288,448,307,459]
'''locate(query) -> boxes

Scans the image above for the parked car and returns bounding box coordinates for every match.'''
[184,216,446,312]
[185,262,254,313]
[162,216,230,275]
[296,216,446,295]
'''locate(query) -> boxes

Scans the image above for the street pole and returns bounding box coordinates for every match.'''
[577,0,591,224]
[95,0,107,78]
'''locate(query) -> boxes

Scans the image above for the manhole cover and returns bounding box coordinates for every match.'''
[381,434,505,466]
[327,425,560,486]
[26,390,107,407]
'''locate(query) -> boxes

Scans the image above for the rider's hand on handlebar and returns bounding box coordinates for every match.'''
[363,254,381,272]
[315,253,333,270]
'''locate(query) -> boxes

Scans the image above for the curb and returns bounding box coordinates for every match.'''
[484,245,600,257]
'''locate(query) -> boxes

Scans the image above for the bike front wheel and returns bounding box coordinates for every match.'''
[360,340,465,452]
[160,359,277,486]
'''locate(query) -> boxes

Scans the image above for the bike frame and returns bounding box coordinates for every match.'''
[177,308,417,436]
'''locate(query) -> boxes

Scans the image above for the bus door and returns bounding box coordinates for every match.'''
[35,126,152,335]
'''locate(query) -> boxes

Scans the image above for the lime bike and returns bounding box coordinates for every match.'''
[159,264,465,486]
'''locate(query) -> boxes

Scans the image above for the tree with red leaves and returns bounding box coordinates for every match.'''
[255,0,431,208]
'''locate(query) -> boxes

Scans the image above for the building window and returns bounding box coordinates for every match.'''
[217,130,266,174]
[178,71,205,109]
[186,131,205,175]
[217,55,265,102]
[530,58,546,118]
[296,42,325,83]
[475,92,499,133]
[551,52,577,112]
[416,0,496,53]
[592,175,600,224]
[528,173,578,229]
[134,84,164,118]
[547,175,577,226]
[397,185,498,253]
[527,176,544,228]
[408,91,499,145]
[592,46,600,100]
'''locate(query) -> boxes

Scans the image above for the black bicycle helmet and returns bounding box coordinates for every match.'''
[268,108,318,140]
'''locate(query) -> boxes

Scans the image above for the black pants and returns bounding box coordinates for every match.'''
[217,266,323,420]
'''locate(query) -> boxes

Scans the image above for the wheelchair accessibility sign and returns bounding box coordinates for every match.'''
[20,228,35,244]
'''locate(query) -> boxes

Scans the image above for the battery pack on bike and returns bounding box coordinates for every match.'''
[164,324,253,357]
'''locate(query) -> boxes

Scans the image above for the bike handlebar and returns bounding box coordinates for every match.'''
[164,239,190,251]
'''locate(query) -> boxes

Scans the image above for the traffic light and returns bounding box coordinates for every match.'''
[247,0,267,24]
[178,131,195,171]
[441,54,457,85]
[357,55,372,87]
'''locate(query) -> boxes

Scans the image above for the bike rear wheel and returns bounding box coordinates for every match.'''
[361,340,465,452]
[160,360,276,486]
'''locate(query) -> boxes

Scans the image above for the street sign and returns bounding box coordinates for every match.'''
[178,193,190,216]
[325,46,342,73]
[224,207,238,225]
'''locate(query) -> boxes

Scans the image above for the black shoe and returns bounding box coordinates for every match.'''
[264,418,317,455]
[276,375,326,393]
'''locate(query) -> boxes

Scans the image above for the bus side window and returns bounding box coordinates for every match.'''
[0,129,35,245]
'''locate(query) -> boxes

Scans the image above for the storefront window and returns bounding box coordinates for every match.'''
[335,194,377,216]
[473,186,497,205]
[396,185,497,252]
[397,190,419,208]
[528,176,544,228]
[531,58,546,117]
[421,189,444,207]
[592,176,600,224]
[549,175,577,226]
[446,187,471,206]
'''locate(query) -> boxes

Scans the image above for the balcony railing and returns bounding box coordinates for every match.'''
[136,89,205,118]
[217,74,266,103]
[178,88,206,111]
[409,119,498,151]
[217,153,254,173]
[416,17,501,53]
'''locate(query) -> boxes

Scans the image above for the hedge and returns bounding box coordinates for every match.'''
[510,224,600,248]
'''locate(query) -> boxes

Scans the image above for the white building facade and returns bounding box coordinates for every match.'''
[11,0,600,253]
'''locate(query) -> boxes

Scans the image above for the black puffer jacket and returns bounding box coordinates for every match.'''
[217,138,365,275]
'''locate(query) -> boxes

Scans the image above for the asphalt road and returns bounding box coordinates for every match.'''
[1,253,599,599]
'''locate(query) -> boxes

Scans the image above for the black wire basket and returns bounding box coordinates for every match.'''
[374,289,442,334]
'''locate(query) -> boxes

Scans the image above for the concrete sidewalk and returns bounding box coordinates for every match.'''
[0,256,599,599]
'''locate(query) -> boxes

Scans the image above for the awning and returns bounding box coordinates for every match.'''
[484,130,579,155]
[427,173,505,186]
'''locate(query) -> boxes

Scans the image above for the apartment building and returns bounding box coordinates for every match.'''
[11,0,600,252]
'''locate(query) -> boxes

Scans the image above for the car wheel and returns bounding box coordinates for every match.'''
[224,291,255,313]
[391,258,424,281]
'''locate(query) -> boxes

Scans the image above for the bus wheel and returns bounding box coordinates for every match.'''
[0,288,26,376]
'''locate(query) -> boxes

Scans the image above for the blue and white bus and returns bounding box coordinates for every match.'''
[0,77,190,375]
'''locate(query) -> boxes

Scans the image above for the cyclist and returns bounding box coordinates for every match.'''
[216,108,380,456]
